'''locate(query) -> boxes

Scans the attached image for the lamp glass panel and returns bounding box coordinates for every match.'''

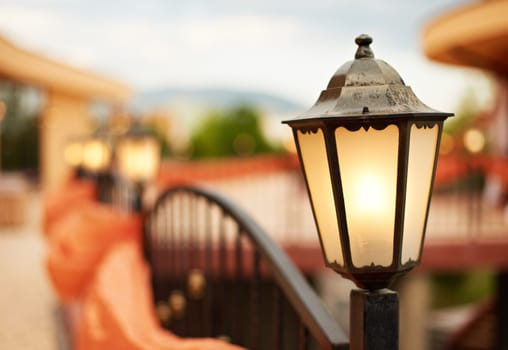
[82,139,111,172]
[401,124,439,264]
[336,125,398,268]
[117,138,160,183]
[297,129,343,266]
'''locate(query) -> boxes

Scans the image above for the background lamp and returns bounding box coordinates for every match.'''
[81,132,112,174]
[64,140,84,168]
[116,123,160,184]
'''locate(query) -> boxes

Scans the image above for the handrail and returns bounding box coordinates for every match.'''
[146,185,349,350]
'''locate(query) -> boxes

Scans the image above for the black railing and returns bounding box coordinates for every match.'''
[144,185,348,350]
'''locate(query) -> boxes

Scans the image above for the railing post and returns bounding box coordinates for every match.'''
[131,182,144,212]
[350,289,399,350]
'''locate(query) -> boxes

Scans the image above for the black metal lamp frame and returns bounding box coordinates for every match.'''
[284,34,453,350]
[289,117,446,290]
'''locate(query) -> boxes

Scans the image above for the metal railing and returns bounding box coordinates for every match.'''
[156,154,508,245]
[144,185,348,350]
[427,155,508,242]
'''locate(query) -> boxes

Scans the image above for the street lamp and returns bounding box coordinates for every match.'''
[81,131,112,175]
[64,138,87,179]
[116,122,160,211]
[81,130,115,203]
[284,34,453,349]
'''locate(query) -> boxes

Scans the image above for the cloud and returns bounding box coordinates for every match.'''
[0,6,63,51]
[180,14,302,50]
[0,0,487,113]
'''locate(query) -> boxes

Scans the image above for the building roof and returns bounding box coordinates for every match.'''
[423,0,508,76]
[0,35,131,102]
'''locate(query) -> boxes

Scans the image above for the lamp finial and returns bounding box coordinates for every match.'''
[355,34,374,59]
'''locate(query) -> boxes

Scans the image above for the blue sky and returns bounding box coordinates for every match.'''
[0,0,492,112]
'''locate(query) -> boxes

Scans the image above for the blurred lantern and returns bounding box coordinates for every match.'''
[64,140,84,168]
[116,122,160,212]
[116,123,160,184]
[81,131,112,174]
[64,138,87,179]
[79,130,116,203]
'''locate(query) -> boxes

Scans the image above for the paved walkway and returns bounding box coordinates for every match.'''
[0,192,58,350]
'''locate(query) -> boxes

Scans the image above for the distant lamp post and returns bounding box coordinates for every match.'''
[64,139,86,178]
[81,132,112,175]
[116,122,160,211]
[81,130,115,203]
[284,35,453,350]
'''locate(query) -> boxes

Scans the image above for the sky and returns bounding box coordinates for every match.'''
[0,0,493,113]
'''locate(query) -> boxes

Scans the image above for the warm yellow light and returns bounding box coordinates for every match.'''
[117,138,160,183]
[64,141,84,167]
[346,169,394,266]
[82,139,111,172]
[353,174,387,213]
[463,128,485,154]
[401,124,439,264]
[297,129,343,266]
[337,125,398,268]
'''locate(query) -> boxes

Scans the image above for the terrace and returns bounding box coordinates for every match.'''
[1,1,508,349]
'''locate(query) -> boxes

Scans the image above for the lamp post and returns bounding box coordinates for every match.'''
[81,130,114,203]
[116,122,160,212]
[283,34,453,350]
[64,138,86,179]
[81,130,112,176]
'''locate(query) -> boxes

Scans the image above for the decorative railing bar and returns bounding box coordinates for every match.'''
[217,206,227,338]
[250,249,261,349]
[300,321,309,350]
[169,200,176,286]
[273,286,283,349]
[204,199,214,338]
[234,229,244,344]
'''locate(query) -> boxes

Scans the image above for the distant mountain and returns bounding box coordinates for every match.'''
[131,87,305,114]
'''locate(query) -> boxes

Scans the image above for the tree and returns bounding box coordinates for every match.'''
[444,88,479,135]
[190,105,280,159]
[0,82,41,174]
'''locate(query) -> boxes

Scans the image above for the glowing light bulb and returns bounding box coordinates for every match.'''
[354,174,386,214]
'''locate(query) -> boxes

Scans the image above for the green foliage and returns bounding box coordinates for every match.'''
[430,271,494,309]
[444,88,479,135]
[189,105,281,159]
[145,125,171,158]
[0,82,41,173]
